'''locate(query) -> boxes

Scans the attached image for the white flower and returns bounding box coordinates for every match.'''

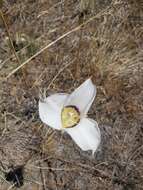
[39,79,101,154]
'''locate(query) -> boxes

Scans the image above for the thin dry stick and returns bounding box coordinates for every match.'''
[1,111,7,138]
[75,28,83,78]
[7,183,16,190]
[0,58,8,70]
[0,10,21,66]
[37,0,65,18]
[5,5,111,80]
[26,165,77,172]
[31,67,48,88]
[45,131,56,143]
[31,59,75,93]
[128,145,143,162]
[5,25,83,79]
[24,177,43,186]
[39,159,46,190]
[0,174,11,185]
[47,59,75,89]
[0,33,47,70]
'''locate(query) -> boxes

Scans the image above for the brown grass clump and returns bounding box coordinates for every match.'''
[0,0,143,189]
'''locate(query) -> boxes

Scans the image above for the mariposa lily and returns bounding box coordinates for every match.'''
[39,79,101,154]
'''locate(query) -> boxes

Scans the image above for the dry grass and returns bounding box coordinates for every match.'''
[0,0,143,189]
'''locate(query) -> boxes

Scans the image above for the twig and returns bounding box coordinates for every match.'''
[37,0,65,18]
[5,25,83,79]
[7,183,16,190]
[47,59,75,89]
[24,177,43,186]
[5,5,112,80]
[1,111,7,138]
[0,174,10,185]
[39,155,47,190]
[26,165,77,172]
[75,28,83,78]
[128,145,143,162]
[0,33,46,70]
[0,57,9,70]
[0,10,21,66]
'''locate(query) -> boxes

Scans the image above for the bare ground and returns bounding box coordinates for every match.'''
[0,0,143,189]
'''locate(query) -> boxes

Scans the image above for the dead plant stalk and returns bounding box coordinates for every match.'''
[0,10,21,66]
[5,4,112,80]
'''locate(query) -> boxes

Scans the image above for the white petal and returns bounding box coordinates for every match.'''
[65,118,101,153]
[39,93,68,130]
[64,79,96,115]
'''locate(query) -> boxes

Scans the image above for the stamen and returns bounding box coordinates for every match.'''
[61,106,80,128]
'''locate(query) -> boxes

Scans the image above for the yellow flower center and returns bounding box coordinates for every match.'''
[61,106,80,128]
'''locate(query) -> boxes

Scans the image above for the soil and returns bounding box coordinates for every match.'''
[0,0,143,189]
